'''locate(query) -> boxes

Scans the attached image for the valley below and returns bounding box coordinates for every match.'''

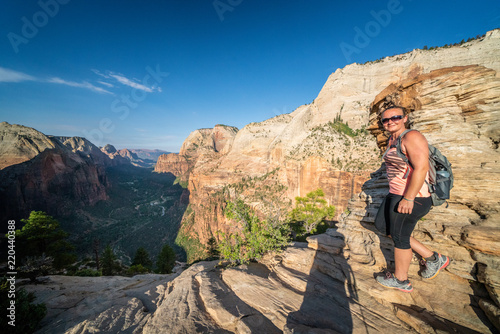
[59,165,188,264]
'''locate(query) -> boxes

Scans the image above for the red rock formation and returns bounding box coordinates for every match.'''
[0,147,108,223]
[154,153,189,177]
[0,123,110,224]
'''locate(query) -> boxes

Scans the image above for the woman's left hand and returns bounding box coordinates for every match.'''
[398,198,414,214]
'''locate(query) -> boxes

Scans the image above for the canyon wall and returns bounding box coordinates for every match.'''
[0,123,110,225]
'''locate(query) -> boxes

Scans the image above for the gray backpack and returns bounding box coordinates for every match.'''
[386,129,454,206]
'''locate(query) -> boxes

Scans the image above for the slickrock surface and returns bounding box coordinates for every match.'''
[30,232,496,333]
[23,274,177,334]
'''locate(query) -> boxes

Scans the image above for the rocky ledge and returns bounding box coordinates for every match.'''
[26,231,497,333]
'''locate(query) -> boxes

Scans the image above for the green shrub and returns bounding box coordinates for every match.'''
[127,264,149,275]
[218,199,290,265]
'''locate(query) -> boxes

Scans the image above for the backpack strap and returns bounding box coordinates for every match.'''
[396,129,416,179]
[382,129,415,159]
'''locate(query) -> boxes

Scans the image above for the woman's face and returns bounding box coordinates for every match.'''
[381,108,407,134]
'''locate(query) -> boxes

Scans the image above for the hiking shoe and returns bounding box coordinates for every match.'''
[421,252,450,279]
[376,272,413,292]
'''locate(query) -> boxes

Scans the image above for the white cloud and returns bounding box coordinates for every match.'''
[98,80,114,88]
[108,73,157,92]
[48,77,112,94]
[92,69,162,93]
[0,67,36,82]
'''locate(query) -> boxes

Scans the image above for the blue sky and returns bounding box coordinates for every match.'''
[1,0,499,152]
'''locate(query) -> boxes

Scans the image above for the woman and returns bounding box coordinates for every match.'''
[374,105,450,292]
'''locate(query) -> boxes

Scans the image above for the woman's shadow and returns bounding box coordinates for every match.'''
[284,232,356,333]
[284,165,392,333]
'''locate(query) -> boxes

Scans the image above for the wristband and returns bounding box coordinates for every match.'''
[403,197,414,202]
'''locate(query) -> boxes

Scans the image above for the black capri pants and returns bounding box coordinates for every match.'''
[374,193,432,249]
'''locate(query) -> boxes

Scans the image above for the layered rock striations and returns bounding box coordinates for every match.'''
[154,153,189,177]
[154,124,239,185]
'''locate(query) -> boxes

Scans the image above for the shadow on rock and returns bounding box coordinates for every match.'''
[284,233,356,333]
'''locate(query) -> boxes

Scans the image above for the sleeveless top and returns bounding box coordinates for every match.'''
[384,136,431,197]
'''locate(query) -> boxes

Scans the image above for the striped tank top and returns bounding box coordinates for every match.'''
[384,139,431,197]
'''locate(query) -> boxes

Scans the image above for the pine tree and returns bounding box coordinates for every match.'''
[132,247,153,270]
[15,211,76,269]
[156,244,176,274]
[206,237,219,259]
[101,245,117,276]
[288,189,336,237]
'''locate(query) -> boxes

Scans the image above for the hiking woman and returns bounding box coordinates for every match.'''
[374,106,450,292]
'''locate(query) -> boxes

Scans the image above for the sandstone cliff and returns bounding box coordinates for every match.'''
[0,123,109,225]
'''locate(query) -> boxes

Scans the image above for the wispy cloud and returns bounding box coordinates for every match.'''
[97,80,114,88]
[92,69,108,78]
[108,73,158,92]
[92,69,161,93]
[1,66,160,95]
[0,67,36,82]
[0,67,113,95]
[48,77,112,94]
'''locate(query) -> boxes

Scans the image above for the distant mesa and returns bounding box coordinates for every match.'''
[130,148,170,161]
[101,145,162,168]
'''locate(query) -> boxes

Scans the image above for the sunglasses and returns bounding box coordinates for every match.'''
[381,115,404,124]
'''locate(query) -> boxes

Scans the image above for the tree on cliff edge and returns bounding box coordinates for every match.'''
[156,244,176,274]
[132,247,153,270]
[218,198,290,265]
[101,244,119,275]
[288,189,336,239]
[15,211,76,269]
